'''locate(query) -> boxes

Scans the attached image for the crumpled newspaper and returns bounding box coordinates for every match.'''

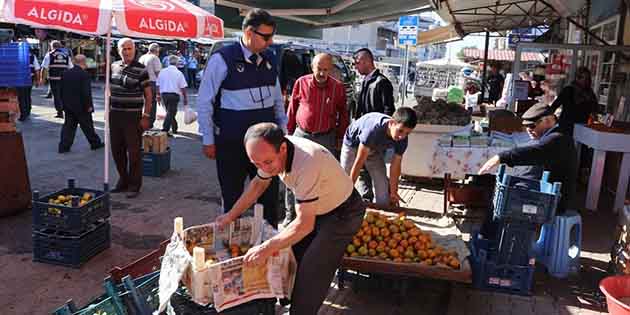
[155,231,191,315]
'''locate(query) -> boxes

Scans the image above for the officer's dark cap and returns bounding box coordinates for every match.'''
[521,103,554,125]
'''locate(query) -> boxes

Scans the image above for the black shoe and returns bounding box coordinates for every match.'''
[55,112,63,118]
[44,94,52,99]
[126,191,140,199]
[18,116,28,121]
[58,147,70,154]
[91,143,105,150]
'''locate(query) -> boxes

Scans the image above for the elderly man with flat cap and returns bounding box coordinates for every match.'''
[479,103,577,214]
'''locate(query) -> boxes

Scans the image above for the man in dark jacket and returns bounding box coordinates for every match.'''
[352,48,395,119]
[549,66,598,136]
[479,103,577,214]
[58,55,103,153]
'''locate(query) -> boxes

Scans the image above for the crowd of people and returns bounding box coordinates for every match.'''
[12,7,604,314]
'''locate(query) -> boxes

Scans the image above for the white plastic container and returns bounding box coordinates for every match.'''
[401,124,462,178]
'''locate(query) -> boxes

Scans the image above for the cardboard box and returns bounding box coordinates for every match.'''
[142,131,168,153]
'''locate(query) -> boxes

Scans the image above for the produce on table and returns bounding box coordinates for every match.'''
[47,192,94,207]
[413,96,471,126]
[345,211,461,270]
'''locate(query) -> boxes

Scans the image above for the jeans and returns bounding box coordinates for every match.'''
[289,190,365,314]
[161,93,179,133]
[187,68,197,89]
[339,144,390,206]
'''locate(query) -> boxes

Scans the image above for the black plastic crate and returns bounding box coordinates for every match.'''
[170,292,276,315]
[470,232,535,296]
[33,220,111,268]
[142,148,170,177]
[32,179,110,235]
[493,165,561,224]
[496,222,537,266]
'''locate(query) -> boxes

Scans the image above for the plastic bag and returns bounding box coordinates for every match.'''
[156,102,167,120]
[184,105,197,125]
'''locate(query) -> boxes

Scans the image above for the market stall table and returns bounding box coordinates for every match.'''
[574,124,630,212]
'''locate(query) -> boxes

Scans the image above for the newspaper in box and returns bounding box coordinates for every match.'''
[156,205,297,313]
[142,130,168,153]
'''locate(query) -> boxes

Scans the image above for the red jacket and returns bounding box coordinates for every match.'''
[287,74,349,140]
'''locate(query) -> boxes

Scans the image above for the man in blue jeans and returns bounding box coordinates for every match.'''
[340,107,417,207]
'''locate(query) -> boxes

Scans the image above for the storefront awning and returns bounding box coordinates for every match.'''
[463,48,545,62]
[431,0,586,36]
[417,24,461,45]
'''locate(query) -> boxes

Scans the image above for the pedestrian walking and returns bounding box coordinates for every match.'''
[138,43,162,129]
[58,54,103,153]
[109,38,153,199]
[187,50,199,89]
[283,52,349,225]
[17,48,40,121]
[156,55,188,136]
[175,51,188,84]
[41,40,73,118]
[216,122,365,315]
[197,8,287,227]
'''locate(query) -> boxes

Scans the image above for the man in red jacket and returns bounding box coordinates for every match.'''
[284,52,349,226]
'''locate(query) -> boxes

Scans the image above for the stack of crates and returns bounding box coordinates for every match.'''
[470,164,561,295]
[32,179,111,268]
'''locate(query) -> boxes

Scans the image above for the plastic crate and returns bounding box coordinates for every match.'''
[496,222,537,266]
[169,292,276,315]
[493,164,562,224]
[32,179,110,235]
[33,220,111,268]
[470,232,535,296]
[0,42,31,87]
[142,147,170,177]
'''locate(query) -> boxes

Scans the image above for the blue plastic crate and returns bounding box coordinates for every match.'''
[142,148,170,177]
[493,164,562,224]
[32,179,110,235]
[470,232,535,296]
[0,42,31,87]
[33,220,111,268]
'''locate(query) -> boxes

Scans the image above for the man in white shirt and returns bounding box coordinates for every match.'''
[156,55,188,135]
[216,122,365,315]
[138,43,162,128]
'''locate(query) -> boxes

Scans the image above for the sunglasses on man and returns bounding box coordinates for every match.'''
[252,28,275,41]
[524,118,544,129]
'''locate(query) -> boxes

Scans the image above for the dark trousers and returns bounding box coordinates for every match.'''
[148,82,157,128]
[16,86,32,119]
[50,80,63,113]
[161,93,179,133]
[187,68,197,88]
[60,110,102,150]
[110,110,143,191]
[215,141,280,227]
[290,190,365,314]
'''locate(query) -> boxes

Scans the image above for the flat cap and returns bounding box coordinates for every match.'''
[521,103,554,125]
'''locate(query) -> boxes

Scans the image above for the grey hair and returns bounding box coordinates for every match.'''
[117,37,134,51]
[73,54,87,65]
[148,43,159,53]
[168,55,179,65]
[51,40,62,49]
[312,53,332,68]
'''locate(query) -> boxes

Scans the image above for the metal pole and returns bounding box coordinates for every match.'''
[104,24,112,186]
[480,31,490,104]
[401,44,409,106]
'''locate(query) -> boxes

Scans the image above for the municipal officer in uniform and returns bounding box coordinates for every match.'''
[41,40,72,118]
[17,48,40,121]
[109,38,153,199]
[197,9,287,227]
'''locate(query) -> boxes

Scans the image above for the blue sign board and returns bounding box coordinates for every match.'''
[398,16,419,46]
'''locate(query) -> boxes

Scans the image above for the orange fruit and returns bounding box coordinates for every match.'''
[389,249,400,258]
[400,240,409,249]
[368,240,378,249]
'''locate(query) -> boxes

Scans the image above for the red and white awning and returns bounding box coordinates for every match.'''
[1,0,224,39]
[463,48,545,63]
